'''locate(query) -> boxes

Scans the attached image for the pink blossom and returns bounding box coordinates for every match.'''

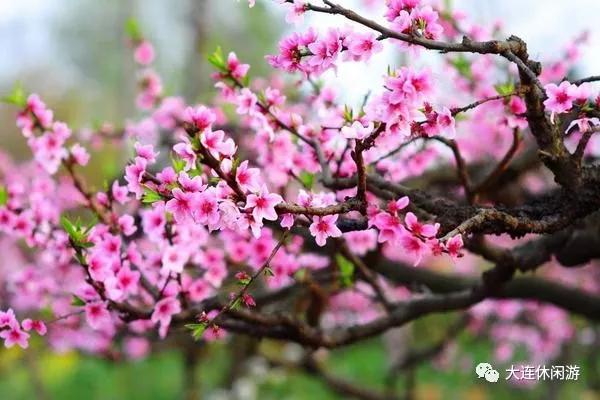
[309,214,342,246]
[404,212,439,238]
[115,266,140,295]
[0,325,29,349]
[285,0,307,25]
[118,214,137,236]
[166,188,196,222]
[544,82,577,116]
[135,142,159,163]
[372,212,405,243]
[236,161,261,193]
[236,88,258,115]
[178,171,205,192]
[399,232,427,266]
[0,309,18,328]
[173,142,197,171]
[151,297,181,338]
[162,245,190,274]
[227,52,250,79]
[184,106,216,133]
[345,32,383,61]
[21,319,47,336]
[195,187,220,226]
[341,121,374,140]
[112,181,129,204]
[246,186,283,223]
[70,144,90,166]
[446,234,464,260]
[242,293,256,307]
[85,302,112,330]
[436,107,456,138]
[134,41,155,66]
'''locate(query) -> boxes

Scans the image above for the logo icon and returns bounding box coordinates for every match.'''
[476,362,500,383]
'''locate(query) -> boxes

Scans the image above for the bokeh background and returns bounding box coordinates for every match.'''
[0,1,599,399]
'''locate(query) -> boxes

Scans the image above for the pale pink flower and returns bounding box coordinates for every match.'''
[246,186,283,223]
[341,121,374,140]
[85,302,112,330]
[151,297,181,338]
[21,319,47,336]
[309,214,342,246]
[162,245,190,274]
[0,326,29,349]
[544,82,577,116]
[404,212,439,238]
[236,161,261,193]
[70,144,90,166]
[134,40,155,65]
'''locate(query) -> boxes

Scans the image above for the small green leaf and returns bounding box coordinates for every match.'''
[124,18,142,41]
[2,82,27,107]
[185,323,207,341]
[171,156,186,173]
[61,215,80,240]
[142,187,162,204]
[494,81,515,97]
[298,172,315,190]
[208,46,226,72]
[71,295,86,307]
[451,55,472,80]
[343,105,354,123]
[335,254,355,288]
[263,267,274,277]
[231,298,242,310]
[0,185,8,206]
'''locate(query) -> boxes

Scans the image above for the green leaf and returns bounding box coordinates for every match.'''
[494,81,515,97]
[343,105,354,123]
[450,55,472,80]
[208,46,226,72]
[263,267,274,277]
[1,82,27,107]
[185,323,207,341]
[0,185,8,206]
[124,17,142,41]
[61,215,80,240]
[142,187,163,204]
[298,172,315,190]
[70,294,86,307]
[171,156,186,173]
[335,254,355,288]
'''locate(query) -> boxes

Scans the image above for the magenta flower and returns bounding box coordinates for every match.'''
[0,309,18,328]
[235,161,261,193]
[227,52,250,79]
[85,302,112,330]
[195,188,220,226]
[446,234,464,260]
[341,121,374,140]
[184,105,216,133]
[166,188,196,223]
[309,214,342,246]
[134,40,155,66]
[246,186,283,223]
[399,232,427,266]
[21,319,47,336]
[162,245,190,274]
[404,212,439,238]
[544,82,578,117]
[0,325,30,349]
[151,297,181,338]
[173,142,197,171]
